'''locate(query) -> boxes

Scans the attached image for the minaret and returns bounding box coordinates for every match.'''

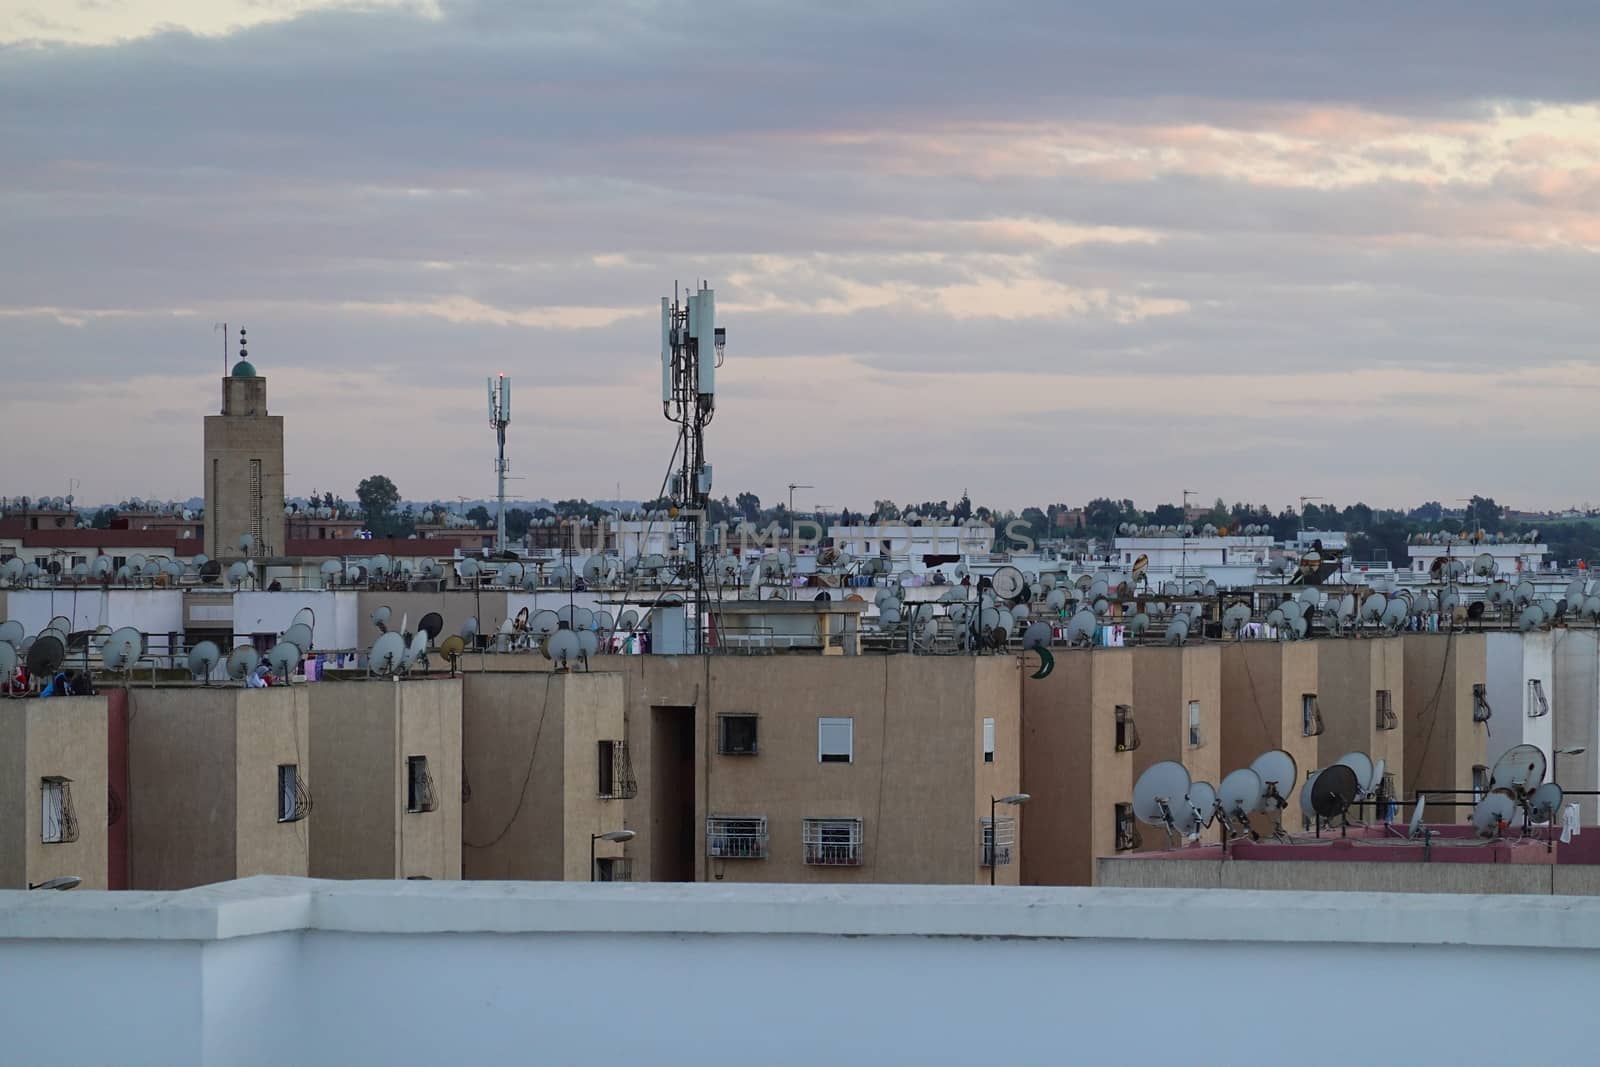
[203,327,286,560]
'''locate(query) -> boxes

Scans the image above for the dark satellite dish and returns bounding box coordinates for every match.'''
[1310,763,1359,821]
[199,559,223,584]
[26,634,65,678]
[418,612,444,643]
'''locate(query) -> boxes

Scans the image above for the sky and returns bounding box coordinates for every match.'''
[2,1,1598,514]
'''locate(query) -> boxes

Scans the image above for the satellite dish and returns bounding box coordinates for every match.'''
[418,612,444,643]
[226,561,250,589]
[618,609,639,631]
[238,533,253,553]
[188,641,222,682]
[226,646,261,681]
[1176,781,1217,835]
[371,605,392,632]
[1471,792,1517,839]
[1360,594,1388,623]
[1530,782,1564,823]
[282,622,313,653]
[1337,593,1356,620]
[0,619,24,647]
[25,635,65,677]
[1379,599,1407,632]
[369,631,407,675]
[460,616,480,640]
[991,566,1025,600]
[1473,552,1496,577]
[1064,610,1096,648]
[1021,621,1052,651]
[102,626,143,670]
[1164,616,1190,646]
[1408,795,1428,839]
[266,641,301,680]
[456,559,480,581]
[1335,752,1374,796]
[439,634,467,661]
[1489,744,1547,793]
[1310,764,1360,820]
[0,641,15,680]
[1133,760,1192,830]
[291,607,315,630]
[546,629,581,666]
[1369,757,1388,796]
[405,630,428,666]
[1127,612,1149,643]
[1222,604,1251,636]
[1250,750,1297,809]
[577,630,600,657]
[1218,767,1265,819]
[531,610,559,636]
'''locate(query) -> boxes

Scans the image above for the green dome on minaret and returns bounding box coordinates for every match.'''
[231,358,258,378]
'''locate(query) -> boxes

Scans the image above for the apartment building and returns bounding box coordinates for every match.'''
[126,686,309,889]
[1484,630,1556,787]
[1129,644,1221,849]
[1554,630,1600,820]
[0,695,109,890]
[1219,641,1319,832]
[307,678,461,880]
[1315,636,1405,802]
[1020,647,1136,885]
[1402,633,1488,798]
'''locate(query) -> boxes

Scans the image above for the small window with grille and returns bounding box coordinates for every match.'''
[597,740,637,799]
[1302,694,1324,737]
[980,816,1015,867]
[1472,764,1489,800]
[1114,802,1139,851]
[718,714,759,755]
[594,857,632,882]
[707,816,768,859]
[803,818,863,866]
[406,756,436,814]
[1115,705,1140,752]
[277,764,311,822]
[1187,701,1203,747]
[1473,684,1492,723]
[1528,679,1549,718]
[41,776,78,844]
[1376,690,1397,731]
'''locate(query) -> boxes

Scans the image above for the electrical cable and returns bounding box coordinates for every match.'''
[462,673,554,849]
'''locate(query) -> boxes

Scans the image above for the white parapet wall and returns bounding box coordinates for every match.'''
[3,878,1600,1066]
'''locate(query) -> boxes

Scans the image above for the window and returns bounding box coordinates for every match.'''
[277,764,310,823]
[818,717,853,763]
[982,718,995,763]
[406,756,436,813]
[1528,679,1549,718]
[803,818,864,866]
[112,555,127,571]
[981,816,1015,867]
[1471,764,1489,800]
[706,816,768,859]
[1187,701,1203,748]
[1376,690,1397,731]
[597,740,638,799]
[1114,802,1139,852]
[718,714,759,755]
[1472,684,1492,724]
[1302,694,1324,737]
[41,777,78,844]
[594,857,632,882]
[1115,705,1140,752]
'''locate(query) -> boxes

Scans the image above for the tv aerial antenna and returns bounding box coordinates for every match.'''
[487,373,511,554]
[660,281,724,654]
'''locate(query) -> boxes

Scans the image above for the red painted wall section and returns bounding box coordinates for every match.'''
[106,687,129,890]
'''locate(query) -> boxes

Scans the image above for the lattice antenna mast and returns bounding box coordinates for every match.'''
[487,374,511,554]
[661,283,725,653]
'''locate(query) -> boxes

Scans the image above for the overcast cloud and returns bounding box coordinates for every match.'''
[2,1,1597,512]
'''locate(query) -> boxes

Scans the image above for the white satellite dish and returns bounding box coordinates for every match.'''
[369,631,407,675]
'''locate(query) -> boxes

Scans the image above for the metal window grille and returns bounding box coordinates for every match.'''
[980,815,1015,867]
[1471,764,1489,800]
[1187,701,1203,748]
[597,740,638,799]
[1528,679,1549,718]
[818,717,853,763]
[277,764,311,823]
[982,718,995,764]
[1376,690,1397,731]
[803,818,863,866]
[1472,684,1492,724]
[1302,694,1324,737]
[1114,802,1140,851]
[707,816,768,859]
[41,777,78,844]
[718,714,759,755]
[594,857,633,882]
[1115,705,1141,752]
[406,756,437,813]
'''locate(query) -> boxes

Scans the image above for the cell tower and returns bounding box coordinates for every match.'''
[661,282,725,653]
[487,374,511,554]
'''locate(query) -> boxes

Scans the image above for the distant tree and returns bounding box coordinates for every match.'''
[735,492,762,523]
[953,492,973,523]
[1468,495,1502,533]
[872,499,901,521]
[465,505,492,529]
[1409,500,1444,523]
[323,491,336,510]
[356,475,401,536]
[90,507,117,529]
[1150,503,1184,526]
[505,508,533,540]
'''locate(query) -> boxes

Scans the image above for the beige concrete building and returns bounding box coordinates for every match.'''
[461,671,630,881]
[1020,648,1136,886]
[0,696,109,890]
[1402,633,1488,799]
[127,687,309,889]
[203,351,285,561]
[1219,641,1319,830]
[308,678,462,880]
[611,654,1022,885]
[1129,644,1221,849]
[1316,637,1405,801]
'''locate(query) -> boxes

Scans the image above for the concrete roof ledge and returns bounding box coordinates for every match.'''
[2,879,1598,949]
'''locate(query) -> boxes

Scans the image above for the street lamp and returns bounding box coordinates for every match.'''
[28,875,81,891]
[590,829,636,881]
[1556,745,1588,756]
[988,794,1029,885]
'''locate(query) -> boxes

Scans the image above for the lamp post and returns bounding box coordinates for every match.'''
[988,794,1029,885]
[590,829,636,881]
[788,483,813,533]
[28,875,80,891]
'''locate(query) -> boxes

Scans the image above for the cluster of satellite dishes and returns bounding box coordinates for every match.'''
[1118,523,1271,537]
[1463,743,1566,842]
[1408,530,1541,546]
[286,504,346,521]
[1134,748,1391,848]
[365,600,620,674]
[0,616,76,688]
[0,551,228,590]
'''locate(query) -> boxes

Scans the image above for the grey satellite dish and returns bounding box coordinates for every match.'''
[1064,610,1096,648]
[1280,599,1305,622]
[1300,770,1322,824]
[1133,760,1192,829]
[92,557,114,579]
[1369,757,1387,796]
[1407,795,1427,839]
[226,561,250,589]
[1336,752,1374,795]
[404,630,428,666]
[291,607,315,629]
[574,607,595,631]
[546,629,581,666]
[457,559,481,581]
[1289,615,1309,640]
[1222,604,1251,636]
[1164,616,1190,646]
[617,609,639,631]
[1218,767,1264,819]
[238,533,254,553]
[282,622,313,653]
[226,645,260,681]
[1337,593,1356,620]
[1265,608,1286,629]
[1472,552,1496,577]
[266,641,301,680]
[582,556,606,584]
[1530,782,1564,823]
[369,631,407,675]
[460,616,479,640]
[188,641,222,682]
[193,553,209,568]
[991,566,1025,600]
[577,629,600,657]
[1177,782,1217,835]
[319,560,342,582]
[1471,792,1517,839]
[102,626,143,670]
[0,619,23,646]
[1250,750,1297,809]
[531,610,559,636]
[1021,621,1052,651]
[371,605,392,631]
[1360,594,1388,623]
[1127,613,1149,642]
[1489,744,1546,793]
